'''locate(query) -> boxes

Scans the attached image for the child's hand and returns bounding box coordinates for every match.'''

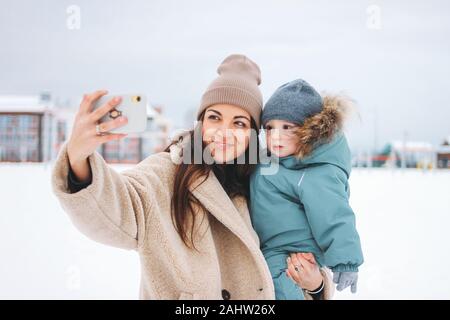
[286,252,323,292]
[332,271,358,293]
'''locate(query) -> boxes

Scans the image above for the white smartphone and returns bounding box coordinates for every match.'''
[92,94,148,134]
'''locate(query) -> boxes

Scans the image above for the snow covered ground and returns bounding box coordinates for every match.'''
[1,163,449,299]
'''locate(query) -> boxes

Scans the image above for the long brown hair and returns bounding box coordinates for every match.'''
[163,111,259,250]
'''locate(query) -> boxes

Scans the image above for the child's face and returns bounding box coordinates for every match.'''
[264,120,298,158]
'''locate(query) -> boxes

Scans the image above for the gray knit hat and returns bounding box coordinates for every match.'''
[261,79,323,126]
[197,54,263,129]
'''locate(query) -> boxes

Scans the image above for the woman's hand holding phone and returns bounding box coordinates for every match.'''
[67,90,129,182]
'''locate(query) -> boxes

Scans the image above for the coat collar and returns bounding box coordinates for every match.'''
[189,169,259,251]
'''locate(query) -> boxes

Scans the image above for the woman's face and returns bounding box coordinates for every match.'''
[264,119,298,158]
[202,104,252,163]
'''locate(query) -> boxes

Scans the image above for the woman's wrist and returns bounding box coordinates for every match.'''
[69,157,92,183]
[305,279,324,295]
[303,273,324,293]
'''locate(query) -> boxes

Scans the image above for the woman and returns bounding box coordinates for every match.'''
[51,54,333,299]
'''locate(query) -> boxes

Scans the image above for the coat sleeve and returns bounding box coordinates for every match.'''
[51,140,171,250]
[298,165,364,272]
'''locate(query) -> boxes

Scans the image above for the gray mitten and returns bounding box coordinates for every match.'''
[332,271,358,293]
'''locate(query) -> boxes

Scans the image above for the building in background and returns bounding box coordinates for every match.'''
[354,141,437,169]
[140,104,171,156]
[437,136,450,169]
[100,137,143,164]
[0,93,69,162]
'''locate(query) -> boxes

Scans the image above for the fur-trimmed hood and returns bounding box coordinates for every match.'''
[280,94,355,177]
[293,94,354,159]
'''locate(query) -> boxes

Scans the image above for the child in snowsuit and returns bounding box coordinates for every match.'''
[250,79,364,300]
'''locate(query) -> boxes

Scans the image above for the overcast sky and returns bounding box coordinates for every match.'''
[1,0,449,150]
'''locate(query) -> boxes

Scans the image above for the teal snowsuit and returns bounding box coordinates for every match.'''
[250,132,364,299]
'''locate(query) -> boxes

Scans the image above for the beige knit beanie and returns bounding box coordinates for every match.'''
[197,54,263,129]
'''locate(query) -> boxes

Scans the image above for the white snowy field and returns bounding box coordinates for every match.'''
[1,163,449,299]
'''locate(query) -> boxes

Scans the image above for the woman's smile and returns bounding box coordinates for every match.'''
[213,140,234,149]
